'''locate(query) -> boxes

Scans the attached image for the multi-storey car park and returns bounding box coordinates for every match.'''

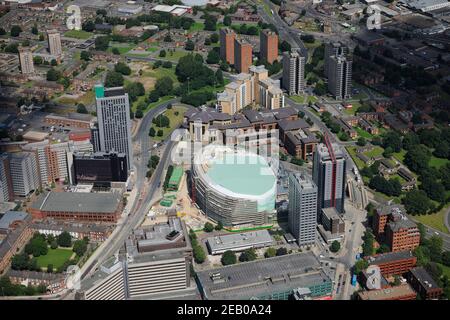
[191,145,277,229]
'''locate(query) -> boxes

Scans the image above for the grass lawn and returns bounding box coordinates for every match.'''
[151,105,187,141]
[355,126,373,139]
[189,22,204,32]
[36,248,73,269]
[393,149,407,163]
[108,46,134,54]
[64,30,92,39]
[289,95,318,104]
[146,46,159,52]
[146,65,179,84]
[363,146,384,159]
[346,146,365,170]
[439,263,450,279]
[56,90,95,106]
[165,50,191,62]
[412,205,449,234]
[389,174,407,185]
[429,156,449,169]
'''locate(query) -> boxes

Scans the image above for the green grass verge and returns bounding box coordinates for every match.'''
[36,248,73,269]
[189,22,204,32]
[150,105,187,141]
[412,207,449,234]
[64,30,92,39]
[429,156,449,169]
[355,126,373,139]
[363,146,384,159]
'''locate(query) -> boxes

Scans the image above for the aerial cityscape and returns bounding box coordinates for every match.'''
[0,0,449,304]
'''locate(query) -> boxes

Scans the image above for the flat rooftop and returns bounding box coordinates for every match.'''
[367,250,415,265]
[31,191,122,214]
[410,267,441,290]
[206,230,273,252]
[206,152,276,196]
[197,252,332,300]
[358,283,416,300]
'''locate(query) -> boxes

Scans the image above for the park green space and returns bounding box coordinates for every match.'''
[164,50,191,62]
[64,30,92,39]
[412,205,449,234]
[146,65,179,84]
[108,46,134,54]
[429,156,449,169]
[36,248,73,269]
[289,95,318,104]
[364,146,384,158]
[189,22,205,32]
[151,105,187,141]
[355,126,373,139]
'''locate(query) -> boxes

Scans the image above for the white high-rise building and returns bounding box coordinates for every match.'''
[9,152,40,197]
[328,55,352,100]
[288,173,318,246]
[18,47,35,75]
[0,153,12,202]
[47,29,62,57]
[282,50,306,95]
[312,142,346,217]
[95,85,132,170]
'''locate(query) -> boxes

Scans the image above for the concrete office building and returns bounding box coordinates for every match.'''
[18,47,35,75]
[260,29,278,64]
[206,230,273,255]
[324,42,348,78]
[313,142,346,216]
[81,218,194,300]
[288,173,318,246]
[22,139,93,184]
[328,55,352,100]
[282,50,306,95]
[0,153,13,202]
[94,85,132,170]
[220,28,236,65]
[47,29,62,57]
[8,152,40,197]
[234,39,253,74]
[72,151,128,185]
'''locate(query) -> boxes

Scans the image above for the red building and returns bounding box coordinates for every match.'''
[260,30,278,64]
[407,267,443,300]
[234,39,253,74]
[29,191,123,223]
[365,251,417,277]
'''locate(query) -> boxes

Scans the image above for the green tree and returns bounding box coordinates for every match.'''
[157,129,163,137]
[203,222,214,232]
[105,71,124,87]
[159,49,166,57]
[264,247,276,258]
[223,15,232,26]
[77,103,88,114]
[279,40,291,52]
[239,248,257,262]
[73,240,88,257]
[149,127,156,137]
[80,51,91,61]
[210,33,219,43]
[31,25,38,35]
[221,250,237,265]
[162,61,172,68]
[114,62,131,75]
[330,240,341,253]
[357,137,366,146]
[276,247,288,256]
[353,259,369,275]
[47,264,53,273]
[403,189,433,215]
[94,36,110,51]
[185,39,195,51]
[10,25,22,37]
[204,14,217,31]
[206,49,220,64]
[112,47,120,55]
[383,131,402,152]
[46,68,60,81]
[154,76,173,96]
[193,245,205,264]
[215,221,223,231]
[377,244,390,254]
[57,231,72,248]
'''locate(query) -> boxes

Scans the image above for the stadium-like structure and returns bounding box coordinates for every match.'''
[191,145,277,228]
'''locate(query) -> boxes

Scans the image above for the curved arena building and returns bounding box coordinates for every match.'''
[191,145,277,228]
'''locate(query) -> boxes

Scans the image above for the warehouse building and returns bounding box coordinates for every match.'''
[28,191,123,222]
[196,252,333,300]
[206,230,273,255]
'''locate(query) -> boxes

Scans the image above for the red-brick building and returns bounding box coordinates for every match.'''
[234,39,253,74]
[260,29,278,64]
[28,191,123,223]
[366,251,417,277]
